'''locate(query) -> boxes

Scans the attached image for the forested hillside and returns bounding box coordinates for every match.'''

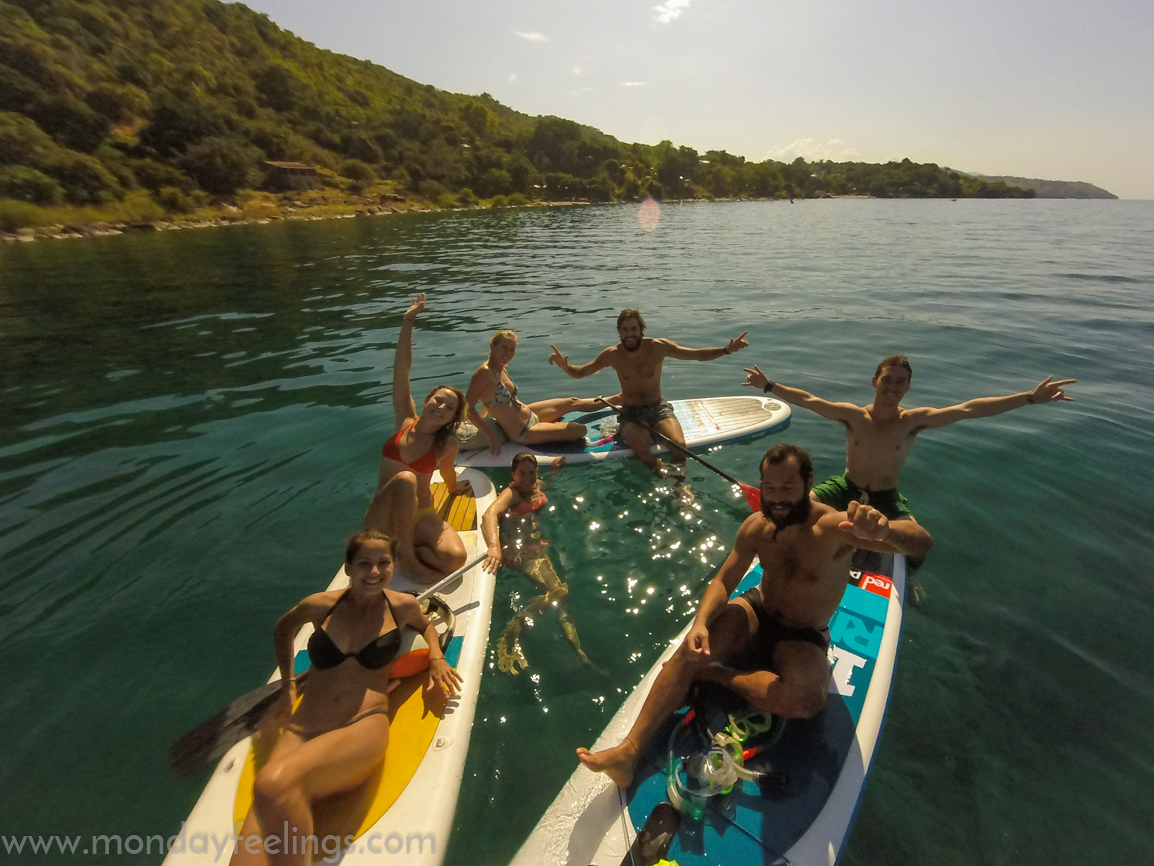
[968,175,1116,199]
[1,0,1041,233]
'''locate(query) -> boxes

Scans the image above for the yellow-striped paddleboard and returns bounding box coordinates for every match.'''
[165,470,497,866]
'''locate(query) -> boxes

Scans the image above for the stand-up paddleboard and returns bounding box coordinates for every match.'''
[165,469,496,866]
[510,549,906,866]
[457,396,790,468]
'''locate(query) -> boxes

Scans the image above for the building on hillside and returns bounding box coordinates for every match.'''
[264,162,322,191]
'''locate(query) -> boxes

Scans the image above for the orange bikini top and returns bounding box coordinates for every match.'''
[381,420,438,474]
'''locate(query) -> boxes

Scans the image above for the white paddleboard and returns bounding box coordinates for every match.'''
[457,395,790,468]
[165,469,496,866]
[510,549,906,866]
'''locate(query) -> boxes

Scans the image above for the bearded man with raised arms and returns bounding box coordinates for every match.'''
[548,308,748,498]
[742,354,1076,562]
[578,443,922,788]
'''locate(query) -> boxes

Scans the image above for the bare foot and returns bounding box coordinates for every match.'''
[497,635,529,674]
[576,738,639,788]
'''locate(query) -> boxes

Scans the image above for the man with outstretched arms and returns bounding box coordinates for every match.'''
[549,308,748,494]
[577,443,921,789]
[742,354,1076,560]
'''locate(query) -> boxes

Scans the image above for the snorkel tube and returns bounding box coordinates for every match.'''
[665,706,785,818]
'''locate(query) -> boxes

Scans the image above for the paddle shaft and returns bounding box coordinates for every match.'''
[595,397,759,502]
[415,551,486,601]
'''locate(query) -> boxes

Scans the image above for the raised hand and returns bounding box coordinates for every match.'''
[838,500,890,542]
[548,344,569,370]
[742,365,770,390]
[404,292,426,321]
[1028,376,1076,404]
[726,331,749,355]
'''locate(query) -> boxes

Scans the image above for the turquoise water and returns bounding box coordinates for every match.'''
[1,200,1151,865]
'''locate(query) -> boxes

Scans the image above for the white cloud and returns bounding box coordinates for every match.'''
[567,87,595,97]
[619,81,647,87]
[653,0,692,24]
[764,138,862,162]
[508,73,517,82]
[573,65,583,75]
[515,31,549,42]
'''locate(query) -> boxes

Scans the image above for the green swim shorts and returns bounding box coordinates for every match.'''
[811,473,915,521]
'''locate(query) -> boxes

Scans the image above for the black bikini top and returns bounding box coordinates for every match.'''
[307,591,403,671]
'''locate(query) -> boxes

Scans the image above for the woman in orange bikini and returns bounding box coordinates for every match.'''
[364,293,469,584]
[231,530,461,866]
[480,452,597,674]
[462,329,606,455]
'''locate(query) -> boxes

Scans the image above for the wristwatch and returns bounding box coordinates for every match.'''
[763,380,776,393]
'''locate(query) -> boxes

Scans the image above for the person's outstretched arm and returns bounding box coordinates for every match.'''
[392,293,425,424]
[550,344,613,379]
[662,331,749,362]
[828,501,923,557]
[742,365,861,424]
[910,376,1076,430]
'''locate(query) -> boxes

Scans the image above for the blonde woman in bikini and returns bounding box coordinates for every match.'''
[462,330,606,455]
[364,294,469,585]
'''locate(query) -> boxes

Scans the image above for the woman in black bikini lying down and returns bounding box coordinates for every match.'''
[231,530,461,866]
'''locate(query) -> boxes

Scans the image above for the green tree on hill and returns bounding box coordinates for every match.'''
[0,0,1040,232]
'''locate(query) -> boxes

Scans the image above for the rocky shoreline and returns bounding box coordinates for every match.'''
[0,196,893,245]
[0,200,446,244]
[0,199,602,245]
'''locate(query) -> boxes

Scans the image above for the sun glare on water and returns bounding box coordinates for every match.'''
[639,197,660,233]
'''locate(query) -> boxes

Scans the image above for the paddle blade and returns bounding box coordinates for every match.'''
[740,483,760,513]
[168,679,283,778]
[621,801,680,866]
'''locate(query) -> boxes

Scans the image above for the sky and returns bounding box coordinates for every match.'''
[234,0,1154,199]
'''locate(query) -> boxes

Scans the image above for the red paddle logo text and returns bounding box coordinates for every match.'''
[859,572,892,598]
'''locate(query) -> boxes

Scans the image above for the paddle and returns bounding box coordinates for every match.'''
[168,551,486,778]
[595,397,760,512]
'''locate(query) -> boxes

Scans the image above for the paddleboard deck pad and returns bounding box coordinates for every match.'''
[165,470,496,866]
[510,549,906,866]
[457,395,790,468]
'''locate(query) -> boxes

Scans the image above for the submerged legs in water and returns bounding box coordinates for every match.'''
[496,553,599,674]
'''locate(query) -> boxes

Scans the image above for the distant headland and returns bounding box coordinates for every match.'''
[0,0,1117,242]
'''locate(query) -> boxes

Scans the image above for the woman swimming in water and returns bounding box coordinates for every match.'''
[231,530,461,866]
[364,293,469,584]
[462,330,606,455]
[481,452,597,674]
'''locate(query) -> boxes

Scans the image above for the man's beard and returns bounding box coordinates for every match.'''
[761,495,812,536]
[621,336,642,352]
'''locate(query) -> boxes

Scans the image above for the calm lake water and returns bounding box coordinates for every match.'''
[1,199,1152,865]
